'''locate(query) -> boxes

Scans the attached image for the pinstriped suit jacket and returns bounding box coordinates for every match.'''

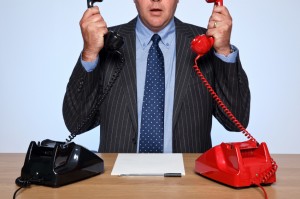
[63,17,250,153]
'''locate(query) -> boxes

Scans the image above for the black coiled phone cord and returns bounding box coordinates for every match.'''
[66,50,125,144]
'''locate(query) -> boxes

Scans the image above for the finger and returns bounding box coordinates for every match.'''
[80,13,105,30]
[210,7,231,25]
[94,22,109,35]
[207,15,220,30]
[208,20,232,36]
[86,14,104,24]
[206,21,229,36]
[205,28,216,38]
[82,6,101,21]
[97,26,109,37]
[85,20,108,35]
[208,10,232,29]
[212,5,231,17]
[207,20,220,29]
[209,12,226,23]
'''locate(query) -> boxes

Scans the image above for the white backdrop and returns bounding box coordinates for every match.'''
[0,0,299,153]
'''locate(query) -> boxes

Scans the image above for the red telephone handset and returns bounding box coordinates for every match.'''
[192,1,277,199]
[191,0,223,57]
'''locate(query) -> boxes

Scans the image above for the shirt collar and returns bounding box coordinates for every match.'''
[136,16,175,50]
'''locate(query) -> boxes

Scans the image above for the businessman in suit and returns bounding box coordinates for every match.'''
[63,0,250,153]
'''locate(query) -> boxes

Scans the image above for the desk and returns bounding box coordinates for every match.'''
[1,153,299,199]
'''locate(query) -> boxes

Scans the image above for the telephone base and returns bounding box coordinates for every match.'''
[18,139,104,187]
[195,140,276,187]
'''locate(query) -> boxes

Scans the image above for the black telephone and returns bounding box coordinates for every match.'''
[14,1,125,197]
[15,140,104,188]
[87,0,124,52]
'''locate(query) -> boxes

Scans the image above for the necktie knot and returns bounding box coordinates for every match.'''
[151,34,161,46]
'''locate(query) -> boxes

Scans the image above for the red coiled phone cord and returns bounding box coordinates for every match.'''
[193,54,278,199]
[193,55,256,142]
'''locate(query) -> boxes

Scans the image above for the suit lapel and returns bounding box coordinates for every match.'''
[172,18,198,130]
[117,18,138,133]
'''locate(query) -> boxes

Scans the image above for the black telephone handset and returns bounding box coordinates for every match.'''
[87,0,124,52]
[63,0,126,137]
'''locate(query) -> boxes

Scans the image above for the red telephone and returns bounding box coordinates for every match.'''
[192,1,277,199]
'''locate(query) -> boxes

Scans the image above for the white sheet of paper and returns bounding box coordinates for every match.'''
[111,153,185,176]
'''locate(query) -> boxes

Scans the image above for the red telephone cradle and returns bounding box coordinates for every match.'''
[195,140,277,187]
[191,1,277,198]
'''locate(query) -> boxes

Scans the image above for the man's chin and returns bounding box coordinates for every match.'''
[147,20,167,32]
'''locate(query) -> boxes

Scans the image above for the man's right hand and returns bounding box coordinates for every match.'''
[80,6,108,62]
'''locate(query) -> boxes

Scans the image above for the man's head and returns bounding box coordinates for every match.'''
[133,0,179,32]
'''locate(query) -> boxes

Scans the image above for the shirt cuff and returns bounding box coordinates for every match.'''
[214,45,238,63]
[80,53,99,72]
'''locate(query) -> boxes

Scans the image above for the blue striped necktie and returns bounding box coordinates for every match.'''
[139,34,165,153]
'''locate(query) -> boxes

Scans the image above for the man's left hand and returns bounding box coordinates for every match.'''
[206,5,232,56]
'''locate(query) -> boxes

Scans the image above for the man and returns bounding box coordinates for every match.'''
[63,0,250,153]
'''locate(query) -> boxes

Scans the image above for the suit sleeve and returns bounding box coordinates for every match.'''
[212,51,251,132]
[62,55,103,135]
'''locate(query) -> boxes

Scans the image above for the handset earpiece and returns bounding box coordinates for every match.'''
[206,0,223,6]
[87,0,103,8]
[87,0,124,52]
